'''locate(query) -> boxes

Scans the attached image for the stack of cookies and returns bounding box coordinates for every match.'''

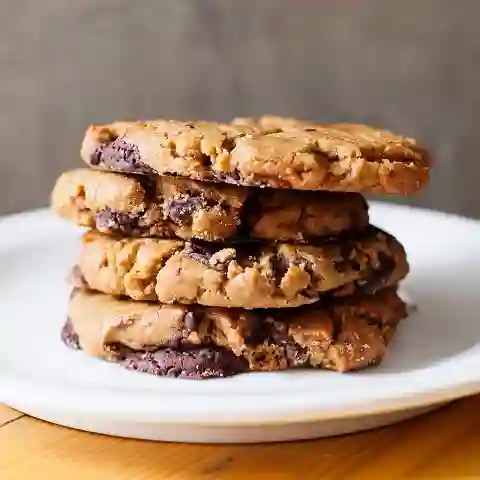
[51,115,430,379]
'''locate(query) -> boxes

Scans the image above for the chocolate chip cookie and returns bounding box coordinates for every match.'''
[72,226,409,308]
[52,168,369,242]
[81,116,430,195]
[62,287,407,378]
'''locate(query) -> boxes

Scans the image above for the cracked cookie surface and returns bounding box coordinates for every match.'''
[51,168,369,242]
[81,116,430,194]
[62,287,407,377]
[72,226,409,308]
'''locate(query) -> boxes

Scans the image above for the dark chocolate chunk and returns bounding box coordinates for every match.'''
[68,267,91,291]
[358,252,396,295]
[214,171,241,184]
[183,311,197,331]
[120,348,246,379]
[62,319,247,379]
[185,241,221,270]
[272,253,290,286]
[333,241,357,273]
[284,343,309,366]
[220,137,236,152]
[90,139,156,175]
[166,197,202,225]
[61,319,81,350]
[166,332,183,349]
[96,208,140,235]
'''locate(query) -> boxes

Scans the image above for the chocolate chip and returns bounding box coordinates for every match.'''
[334,241,357,273]
[90,139,156,175]
[183,311,197,331]
[299,258,315,276]
[215,171,241,184]
[96,209,140,235]
[63,318,248,379]
[68,266,90,290]
[167,332,183,349]
[166,198,202,225]
[273,253,290,285]
[358,252,396,295]
[185,241,213,264]
[136,175,159,200]
[127,347,247,379]
[199,154,211,167]
[196,348,216,361]
[284,343,308,366]
[221,137,235,152]
[90,148,102,166]
[61,319,81,350]
[269,323,290,344]
[184,241,228,271]
[351,261,361,272]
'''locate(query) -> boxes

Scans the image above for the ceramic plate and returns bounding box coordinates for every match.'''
[0,204,479,443]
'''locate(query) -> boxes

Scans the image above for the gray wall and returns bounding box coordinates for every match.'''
[1,1,479,217]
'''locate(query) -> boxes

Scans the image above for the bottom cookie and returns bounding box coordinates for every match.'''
[62,287,408,379]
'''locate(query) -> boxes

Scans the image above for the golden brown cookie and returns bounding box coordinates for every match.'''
[81,116,430,194]
[62,287,407,377]
[51,168,369,242]
[72,226,409,308]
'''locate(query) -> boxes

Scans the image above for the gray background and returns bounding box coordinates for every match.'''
[1,0,479,216]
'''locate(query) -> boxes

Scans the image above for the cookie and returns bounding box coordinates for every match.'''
[80,116,430,194]
[72,226,409,308]
[63,287,407,377]
[51,168,369,242]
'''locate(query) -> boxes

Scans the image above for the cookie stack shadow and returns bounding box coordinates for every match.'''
[51,115,430,379]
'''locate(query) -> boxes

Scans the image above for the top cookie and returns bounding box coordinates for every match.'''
[81,115,430,195]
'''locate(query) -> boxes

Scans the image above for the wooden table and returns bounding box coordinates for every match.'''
[1,396,479,479]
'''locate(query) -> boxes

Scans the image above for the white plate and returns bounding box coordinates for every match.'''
[0,204,479,443]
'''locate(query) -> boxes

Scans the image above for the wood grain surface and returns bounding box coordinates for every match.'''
[1,396,480,479]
